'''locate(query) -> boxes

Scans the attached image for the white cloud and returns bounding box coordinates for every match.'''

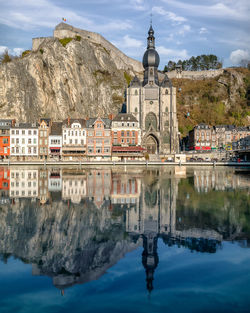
[199,27,208,34]
[0,0,132,34]
[160,0,250,21]
[0,46,24,56]
[0,46,8,54]
[152,6,186,23]
[132,0,146,11]
[122,35,143,49]
[178,24,191,36]
[157,46,189,60]
[12,48,24,56]
[229,49,250,65]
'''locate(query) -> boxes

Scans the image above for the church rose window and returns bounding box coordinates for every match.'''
[145,112,157,131]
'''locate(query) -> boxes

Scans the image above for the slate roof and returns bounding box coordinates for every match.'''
[62,118,86,128]
[86,118,112,128]
[12,122,39,129]
[112,113,138,122]
[50,122,62,135]
[0,119,13,129]
[129,76,141,87]
[161,75,172,87]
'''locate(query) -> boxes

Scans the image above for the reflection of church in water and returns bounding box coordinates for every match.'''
[1,167,229,294]
[126,25,179,154]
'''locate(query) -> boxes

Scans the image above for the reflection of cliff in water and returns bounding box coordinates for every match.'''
[0,167,249,292]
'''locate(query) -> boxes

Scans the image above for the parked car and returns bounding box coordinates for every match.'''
[197,158,203,162]
[189,157,196,162]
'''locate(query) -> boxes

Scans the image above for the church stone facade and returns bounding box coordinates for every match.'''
[126,25,179,155]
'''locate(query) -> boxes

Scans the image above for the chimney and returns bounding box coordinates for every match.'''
[11,119,16,127]
[109,114,114,120]
[67,117,70,126]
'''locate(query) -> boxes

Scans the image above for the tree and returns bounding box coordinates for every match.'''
[0,49,12,64]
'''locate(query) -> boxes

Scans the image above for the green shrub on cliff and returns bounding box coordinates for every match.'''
[59,37,73,47]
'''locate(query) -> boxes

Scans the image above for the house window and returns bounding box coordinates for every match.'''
[97,123,102,128]
[34,130,37,135]
[132,131,135,137]
[121,131,124,137]
[16,138,19,144]
[22,138,25,144]
[3,138,8,144]
[88,131,94,136]
[96,147,102,153]
[96,131,102,136]
[28,138,31,144]
[127,131,130,137]
[28,130,31,135]
[28,147,31,154]
[22,130,25,135]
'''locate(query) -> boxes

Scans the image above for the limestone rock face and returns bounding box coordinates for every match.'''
[0,23,143,122]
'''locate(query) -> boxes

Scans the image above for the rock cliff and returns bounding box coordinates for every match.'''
[0,23,143,121]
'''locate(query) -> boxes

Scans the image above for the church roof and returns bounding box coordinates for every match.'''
[161,75,172,87]
[129,76,141,87]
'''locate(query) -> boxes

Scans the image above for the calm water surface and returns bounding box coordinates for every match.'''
[0,166,249,313]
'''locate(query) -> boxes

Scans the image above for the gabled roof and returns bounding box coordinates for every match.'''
[161,75,172,87]
[62,118,86,128]
[129,76,141,87]
[112,113,138,123]
[86,118,111,128]
[50,122,62,135]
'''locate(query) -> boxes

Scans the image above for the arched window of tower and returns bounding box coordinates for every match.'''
[165,106,168,113]
[145,112,157,131]
[165,89,168,95]
[135,90,138,96]
[135,107,138,113]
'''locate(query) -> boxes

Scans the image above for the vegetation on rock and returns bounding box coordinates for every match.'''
[59,37,73,47]
[164,54,222,72]
[175,68,250,136]
[22,50,31,58]
[0,50,12,64]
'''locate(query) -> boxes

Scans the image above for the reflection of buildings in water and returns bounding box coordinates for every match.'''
[62,171,86,204]
[86,169,111,208]
[0,167,9,202]
[48,168,62,192]
[111,173,141,210]
[1,167,248,294]
[38,168,49,204]
[126,175,222,292]
[10,168,38,198]
[194,169,250,193]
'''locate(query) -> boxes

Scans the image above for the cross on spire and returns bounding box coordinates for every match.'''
[150,13,153,27]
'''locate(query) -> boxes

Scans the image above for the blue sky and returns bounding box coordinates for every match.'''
[0,0,250,68]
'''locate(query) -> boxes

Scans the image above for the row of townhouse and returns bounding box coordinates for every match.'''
[187,123,250,151]
[0,167,141,209]
[0,113,145,161]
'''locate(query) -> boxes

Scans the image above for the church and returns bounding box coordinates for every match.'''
[126,25,179,155]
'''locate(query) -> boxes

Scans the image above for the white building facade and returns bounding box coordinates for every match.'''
[10,123,39,159]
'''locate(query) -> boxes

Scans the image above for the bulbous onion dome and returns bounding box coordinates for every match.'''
[143,49,160,69]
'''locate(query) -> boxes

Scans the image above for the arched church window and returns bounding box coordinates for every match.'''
[165,89,168,95]
[135,90,138,96]
[150,69,153,76]
[135,107,138,113]
[165,106,168,113]
[145,112,157,131]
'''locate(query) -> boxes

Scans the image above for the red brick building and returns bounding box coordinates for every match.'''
[189,124,212,151]
[111,113,145,160]
[86,118,112,160]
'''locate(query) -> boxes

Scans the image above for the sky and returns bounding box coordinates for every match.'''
[0,0,250,69]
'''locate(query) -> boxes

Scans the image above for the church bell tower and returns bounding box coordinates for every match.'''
[126,24,179,155]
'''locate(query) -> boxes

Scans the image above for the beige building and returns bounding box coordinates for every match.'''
[126,25,179,155]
